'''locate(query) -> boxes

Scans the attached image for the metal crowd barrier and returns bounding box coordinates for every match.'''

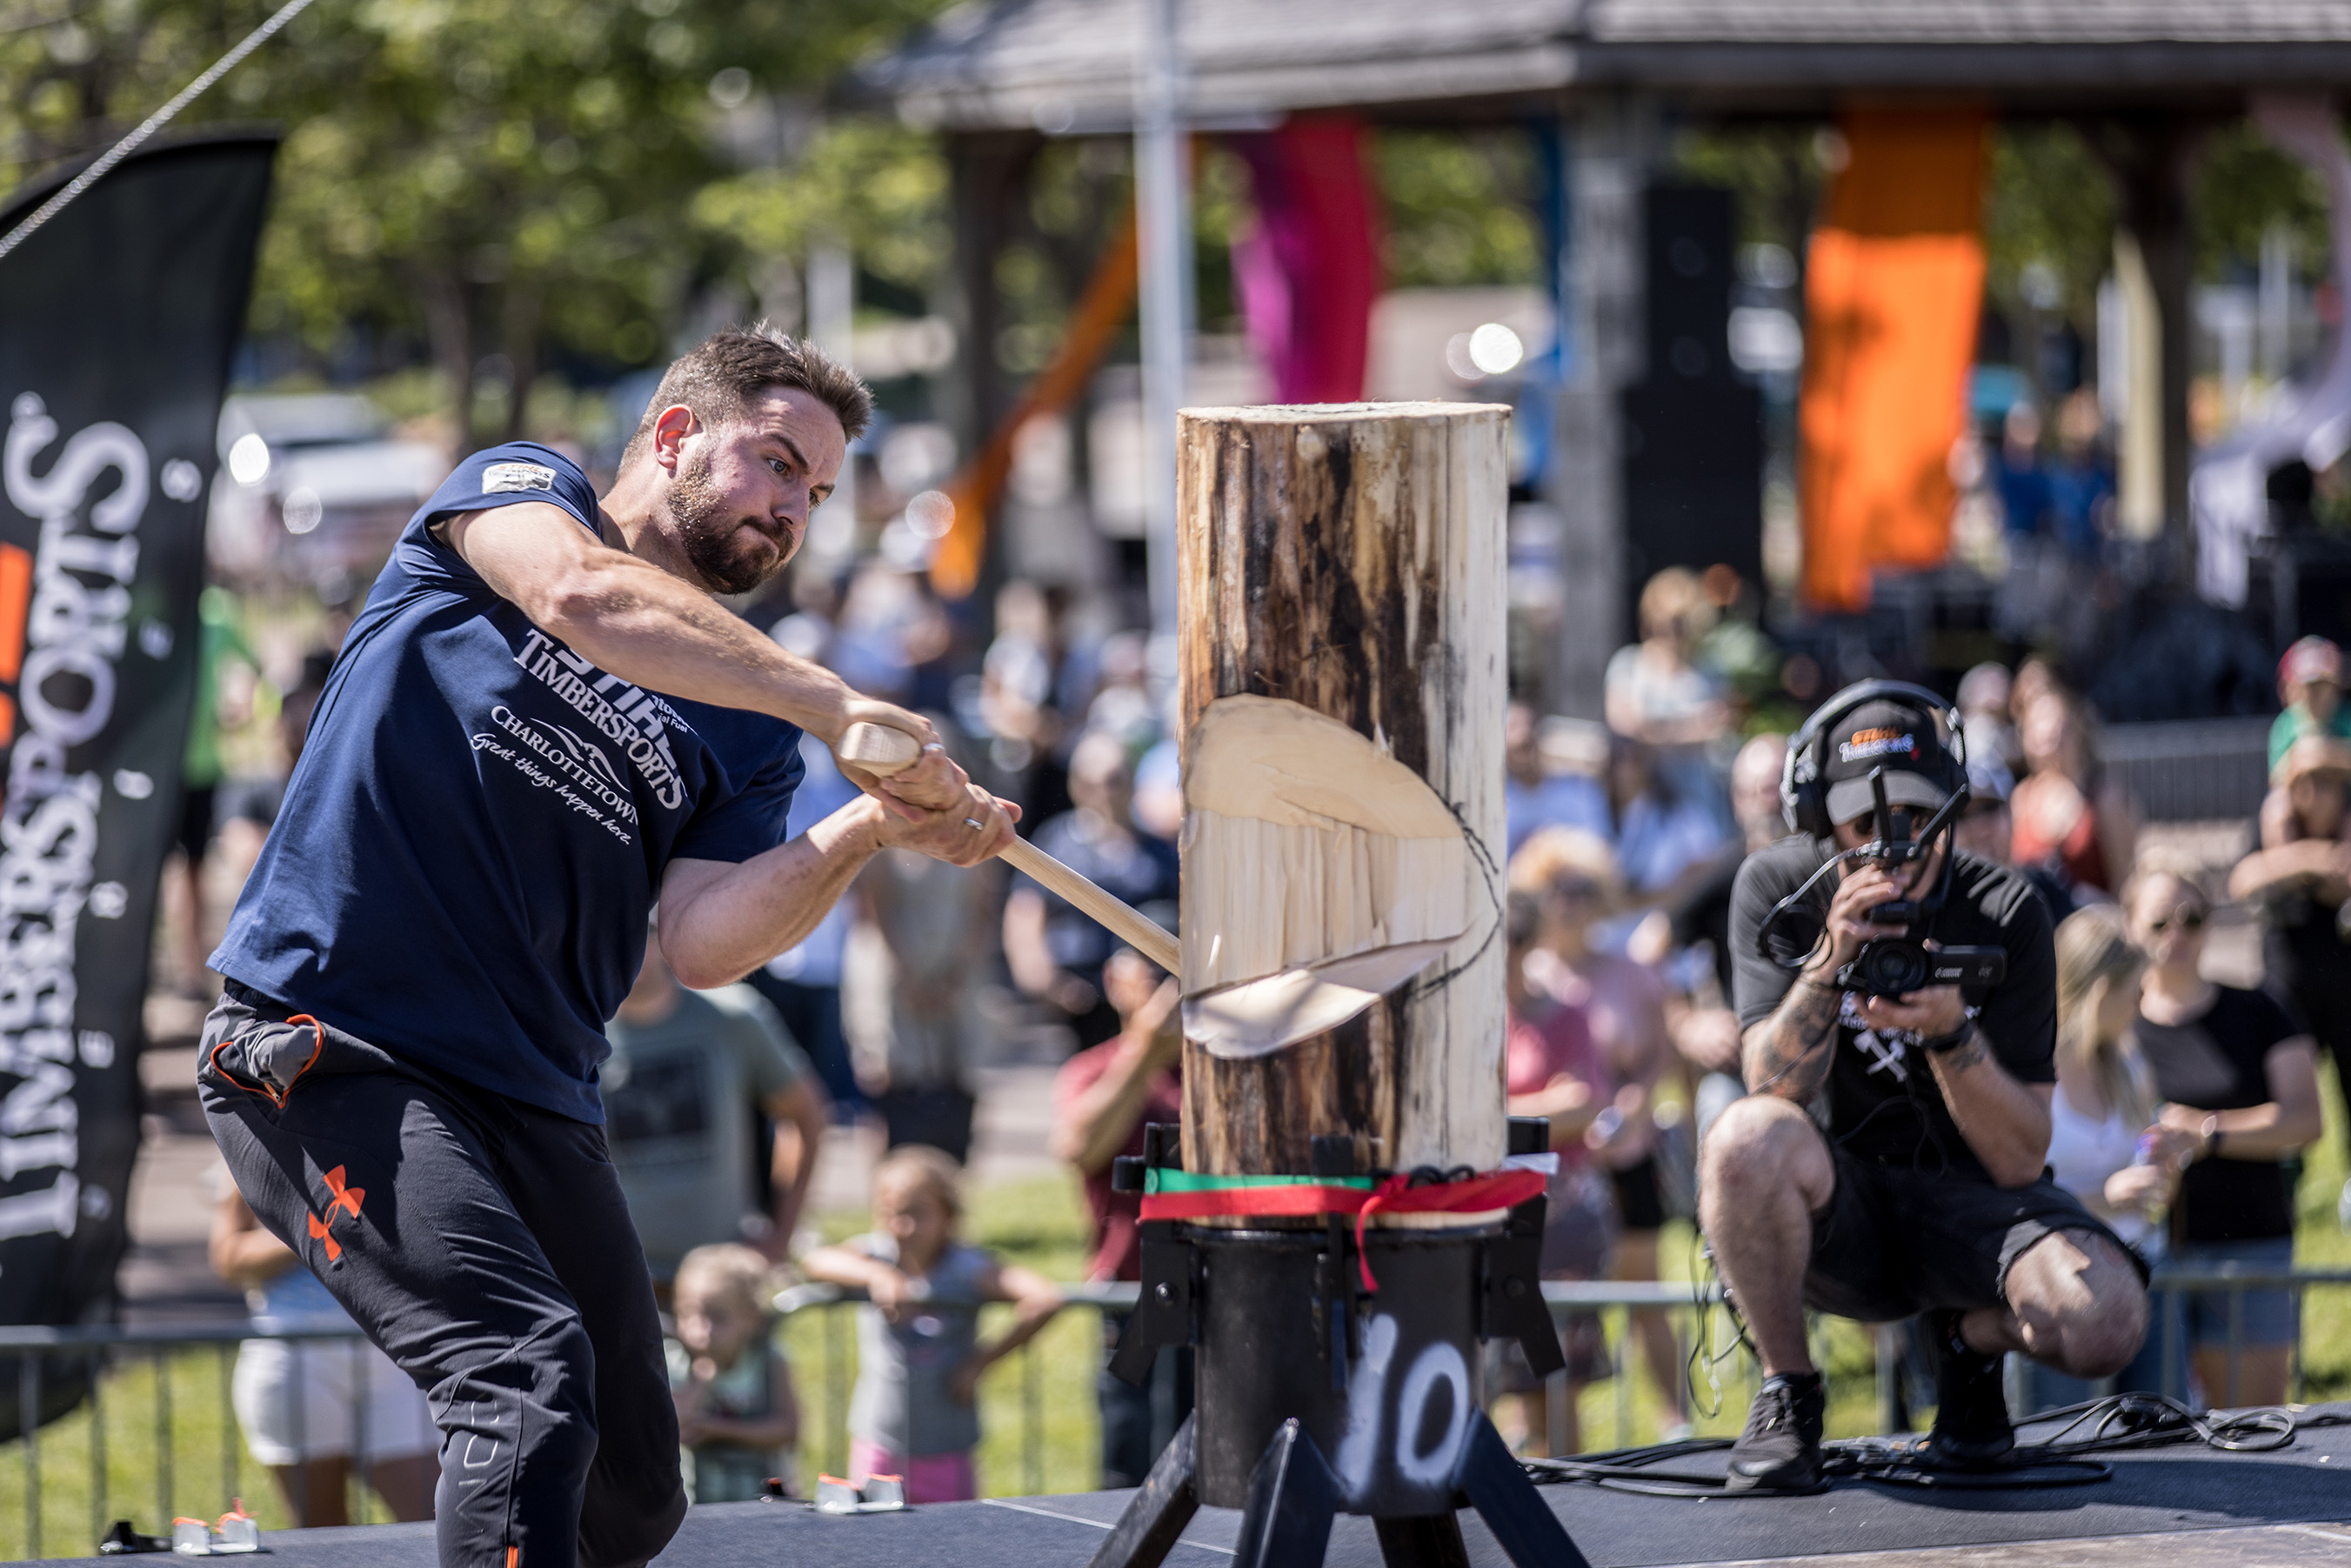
[3,1266,2345,1562]
[2098,716,2273,823]
[0,1320,384,1562]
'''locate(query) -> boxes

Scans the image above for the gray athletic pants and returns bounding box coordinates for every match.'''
[199,983,687,1568]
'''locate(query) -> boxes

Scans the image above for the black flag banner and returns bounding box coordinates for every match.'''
[0,130,277,1403]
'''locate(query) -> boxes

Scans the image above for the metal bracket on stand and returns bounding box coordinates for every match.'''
[1087,1411,1589,1568]
[1110,1123,1196,1386]
[1090,1116,1589,1568]
[1480,1117,1567,1379]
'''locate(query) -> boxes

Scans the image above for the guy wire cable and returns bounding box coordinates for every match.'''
[0,0,319,264]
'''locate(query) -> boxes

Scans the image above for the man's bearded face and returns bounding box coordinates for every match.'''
[665,441,786,596]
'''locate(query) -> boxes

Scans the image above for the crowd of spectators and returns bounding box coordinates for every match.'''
[1499,604,2348,1441]
[179,550,2351,1504]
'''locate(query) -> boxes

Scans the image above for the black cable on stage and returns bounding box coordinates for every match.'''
[1519,1394,2342,1498]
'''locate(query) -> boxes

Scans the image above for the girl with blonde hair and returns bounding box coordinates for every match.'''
[2048,905,2174,1252]
[669,1243,800,1502]
[2031,904,2188,1410]
[802,1147,1063,1500]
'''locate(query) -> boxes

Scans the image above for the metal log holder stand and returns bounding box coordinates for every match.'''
[1107,404,1570,1566]
[1085,1120,1587,1568]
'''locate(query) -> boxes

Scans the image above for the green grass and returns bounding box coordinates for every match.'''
[3,1099,2348,1557]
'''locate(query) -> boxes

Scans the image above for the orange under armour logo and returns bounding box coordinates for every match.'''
[305,1164,365,1263]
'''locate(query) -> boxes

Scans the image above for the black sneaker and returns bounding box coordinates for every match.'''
[1725,1372,1826,1492]
[1923,1310,2014,1469]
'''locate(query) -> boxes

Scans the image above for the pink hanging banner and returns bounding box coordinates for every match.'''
[1229,116,1383,404]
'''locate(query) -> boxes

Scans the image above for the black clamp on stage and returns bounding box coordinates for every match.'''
[1478,1116,1565,1379]
[1111,1122,1196,1385]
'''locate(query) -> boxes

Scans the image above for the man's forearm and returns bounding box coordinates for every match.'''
[768,1090,827,1247]
[1742,977,1840,1100]
[1927,1031,2050,1185]
[659,798,885,987]
[1056,1038,1166,1172]
[450,504,865,737]
[546,552,859,735]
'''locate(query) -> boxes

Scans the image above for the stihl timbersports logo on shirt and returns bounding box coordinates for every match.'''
[512,628,689,810]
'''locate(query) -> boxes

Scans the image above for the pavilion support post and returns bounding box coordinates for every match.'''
[1546,97,1656,719]
[1085,402,1581,1565]
[942,130,1040,611]
[2101,117,2201,587]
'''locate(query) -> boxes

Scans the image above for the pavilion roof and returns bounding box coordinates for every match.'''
[858,0,2351,130]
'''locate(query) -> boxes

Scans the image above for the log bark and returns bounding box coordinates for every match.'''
[1176,402,1509,1194]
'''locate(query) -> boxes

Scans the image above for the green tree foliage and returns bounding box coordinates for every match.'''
[1374,128,1541,290]
[1672,125,1827,259]
[692,116,950,310]
[2193,122,2332,282]
[1982,124,2116,337]
[2,0,945,445]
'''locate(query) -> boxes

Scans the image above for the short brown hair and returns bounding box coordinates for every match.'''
[620,322,872,470]
[1506,825,1622,905]
[872,1144,964,1225]
[672,1243,779,1318]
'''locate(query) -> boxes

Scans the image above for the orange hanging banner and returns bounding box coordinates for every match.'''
[1798,106,1988,613]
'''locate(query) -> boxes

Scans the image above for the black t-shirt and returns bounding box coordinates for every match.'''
[1670,843,1747,1002]
[2132,986,2301,1244]
[2256,879,2351,1037]
[1730,837,2057,1173]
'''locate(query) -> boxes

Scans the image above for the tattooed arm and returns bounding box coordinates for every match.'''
[1740,978,1842,1101]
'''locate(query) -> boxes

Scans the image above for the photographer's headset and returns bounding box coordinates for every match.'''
[1760,680,1972,974]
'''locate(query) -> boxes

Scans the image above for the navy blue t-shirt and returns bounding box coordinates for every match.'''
[211,443,806,1123]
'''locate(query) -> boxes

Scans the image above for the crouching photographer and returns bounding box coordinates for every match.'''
[1702,683,2149,1493]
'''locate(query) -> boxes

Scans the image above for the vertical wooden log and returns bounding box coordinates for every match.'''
[1177,403,1509,1187]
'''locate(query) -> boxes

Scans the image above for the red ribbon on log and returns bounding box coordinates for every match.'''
[1138,1168,1545,1291]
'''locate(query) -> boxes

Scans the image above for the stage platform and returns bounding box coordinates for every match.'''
[21,1409,2348,1566]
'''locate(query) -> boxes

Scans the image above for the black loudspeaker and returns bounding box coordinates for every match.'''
[1620,379,1763,598]
[1643,184,1737,387]
[1617,184,1763,609]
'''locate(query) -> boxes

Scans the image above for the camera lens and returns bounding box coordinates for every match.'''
[1855,940,1928,996]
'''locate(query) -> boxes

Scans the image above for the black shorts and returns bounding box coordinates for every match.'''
[1803,1143,2146,1323]
[1610,1155,1666,1232]
[175,783,217,864]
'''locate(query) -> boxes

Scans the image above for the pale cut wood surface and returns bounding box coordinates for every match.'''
[1177,402,1510,1188]
[1179,694,1468,996]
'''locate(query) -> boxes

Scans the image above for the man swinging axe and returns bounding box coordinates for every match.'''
[199,326,1019,1568]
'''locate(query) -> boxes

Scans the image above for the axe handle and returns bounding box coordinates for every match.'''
[838,723,1180,974]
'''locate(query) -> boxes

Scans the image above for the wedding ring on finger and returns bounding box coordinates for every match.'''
[964,817,985,830]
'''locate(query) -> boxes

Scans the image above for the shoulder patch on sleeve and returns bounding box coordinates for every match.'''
[482,460,559,494]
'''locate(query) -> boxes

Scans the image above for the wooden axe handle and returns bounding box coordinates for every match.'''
[838,723,1182,974]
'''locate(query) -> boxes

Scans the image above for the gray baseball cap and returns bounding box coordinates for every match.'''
[1821,699,1954,825]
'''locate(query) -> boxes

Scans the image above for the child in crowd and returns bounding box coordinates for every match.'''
[669,1244,801,1503]
[2270,636,2351,773]
[1493,890,1617,1456]
[802,1146,1063,1501]
[2031,905,2192,1409]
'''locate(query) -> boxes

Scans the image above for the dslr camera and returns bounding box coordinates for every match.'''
[1834,771,2006,998]
[1838,933,2006,998]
